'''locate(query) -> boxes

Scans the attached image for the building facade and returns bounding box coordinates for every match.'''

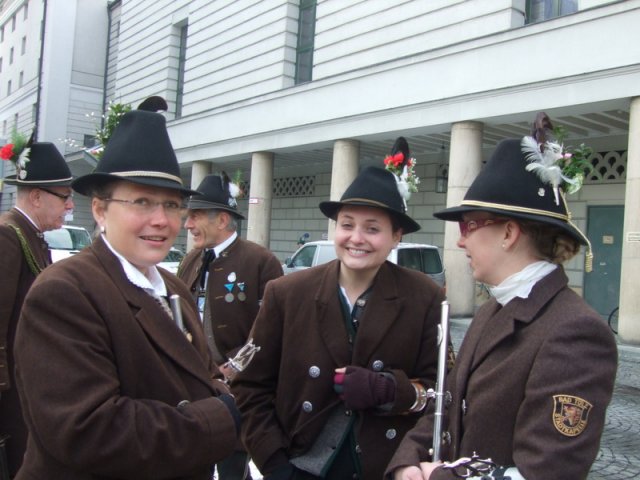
[2,0,640,343]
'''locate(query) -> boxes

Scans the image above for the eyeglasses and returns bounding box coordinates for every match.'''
[39,188,73,202]
[458,218,508,238]
[104,198,187,218]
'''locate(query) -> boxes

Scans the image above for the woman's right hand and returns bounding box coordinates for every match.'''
[394,466,426,480]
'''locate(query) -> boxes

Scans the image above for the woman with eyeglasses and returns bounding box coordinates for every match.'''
[14,106,241,479]
[386,115,617,480]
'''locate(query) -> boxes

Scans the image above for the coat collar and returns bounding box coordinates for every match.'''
[90,237,215,391]
[314,260,403,365]
[460,266,569,379]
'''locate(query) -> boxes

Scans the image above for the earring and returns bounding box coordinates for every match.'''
[502,243,506,249]
[100,225,105,233]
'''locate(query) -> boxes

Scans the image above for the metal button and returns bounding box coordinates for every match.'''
[372,360,384,371]
[345,409,352,416]
[354,444,362,454]
[385,429,397,440]
[309,366,320,378]
[302,401,313,413]
[462,398,467,415]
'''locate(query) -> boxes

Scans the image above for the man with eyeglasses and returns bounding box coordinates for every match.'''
[178,173,283,480]
[0,139,73,476]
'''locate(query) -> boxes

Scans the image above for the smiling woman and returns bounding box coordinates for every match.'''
[14,105,241,479]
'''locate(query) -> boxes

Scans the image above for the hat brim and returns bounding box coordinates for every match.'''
[187,198,246,219]
[320,200,421,235]
[3,175,74,187]
[434,204,587,246]
[72,172,198,197]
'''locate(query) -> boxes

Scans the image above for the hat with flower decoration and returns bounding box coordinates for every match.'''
[187,171,246,219]
[319,137,421,234]
[72,97,197,197]
[434,112,593,270]
[1,131,73,187]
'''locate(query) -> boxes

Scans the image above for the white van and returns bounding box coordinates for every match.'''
[44,225,92,263]
[282,240,446,289]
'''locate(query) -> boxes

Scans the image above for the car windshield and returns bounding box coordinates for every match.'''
[164,249,184,262]
[44,228,92,251]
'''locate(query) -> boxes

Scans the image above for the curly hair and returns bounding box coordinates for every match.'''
[516,219,581,264]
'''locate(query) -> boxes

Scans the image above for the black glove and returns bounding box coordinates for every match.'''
[217,393,241,434]
[333,366,395,410]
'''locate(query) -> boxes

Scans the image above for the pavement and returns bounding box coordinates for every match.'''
[245,318,640,479]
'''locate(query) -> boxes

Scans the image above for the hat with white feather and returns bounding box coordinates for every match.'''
[187,172,245,219]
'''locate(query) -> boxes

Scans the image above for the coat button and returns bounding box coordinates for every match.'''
[345,409,352,416]
[302,401,313,413]
[462,399,467,415]
[385,429,397,440]
[372,360,384,371]
[309,366,321,378]
[354,444,362,454]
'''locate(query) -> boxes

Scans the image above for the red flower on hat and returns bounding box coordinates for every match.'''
[0,143,14,160]
[384,152,404,168]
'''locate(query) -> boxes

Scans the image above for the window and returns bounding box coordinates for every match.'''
[0,57,2,73]
[526,0,578,24]
[9,47,14,64]
[2,120,7,137]
[24,2,28,20]
[1,25,4,42]
[7,80,11,95]
[83,134,96,148]
[21,36,26,55]
[19,71,23,87]
[175,23,188,118]
[11,15,16,32]
[294,0,316,84]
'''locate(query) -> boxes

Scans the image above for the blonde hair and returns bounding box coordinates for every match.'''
[517,219,581,264]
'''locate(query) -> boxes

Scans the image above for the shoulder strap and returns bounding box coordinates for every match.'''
[7,224,45,276]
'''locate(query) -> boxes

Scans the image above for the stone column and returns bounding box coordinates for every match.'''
[443,121,484,317]
[187,161,212,251]
[619,97,640,344]
[327,140,359,239]
[247,151,274,248]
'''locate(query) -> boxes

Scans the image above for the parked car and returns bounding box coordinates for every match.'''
[44,225,92,263]
[158,247,185,274]
[282,240,446,289]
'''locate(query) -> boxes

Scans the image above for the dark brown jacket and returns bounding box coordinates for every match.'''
[14,236,237,479]
[177,236,283,360]
[234,260,444,479]
[386,267,617,480]
[0,208,51,475]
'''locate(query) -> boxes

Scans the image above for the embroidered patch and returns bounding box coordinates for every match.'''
[552,394,593,437]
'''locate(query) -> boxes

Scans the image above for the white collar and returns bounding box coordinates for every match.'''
[489,261,557,306]
[212,231,237,257]
[101,234,167,297]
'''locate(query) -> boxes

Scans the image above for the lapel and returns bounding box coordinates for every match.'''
[352,263,402,363]
[315,261,352,366]
[9,208,51,271]
[92,238,215,391]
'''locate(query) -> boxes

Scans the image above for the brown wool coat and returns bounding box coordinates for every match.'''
[233,260,444,479]
[0,208,51,475]
[14,236,237,480]
[385,267,618,480]
[177,236,283,360]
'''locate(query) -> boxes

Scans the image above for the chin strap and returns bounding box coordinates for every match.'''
[441,454,526,479]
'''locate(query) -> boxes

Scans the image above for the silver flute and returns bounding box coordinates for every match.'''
[429,299,451,462]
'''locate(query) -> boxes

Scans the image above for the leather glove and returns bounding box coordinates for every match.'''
[217,393,241,434]
[333,366,396,410]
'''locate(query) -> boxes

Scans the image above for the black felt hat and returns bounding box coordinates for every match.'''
[3,141,73,187]
[72,109,197,196]
[319,166,421,234]
[187,173,245,219]
[434,138,588,247]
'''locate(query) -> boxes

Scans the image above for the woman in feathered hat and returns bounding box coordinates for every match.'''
[233,138,444,479]
[14,99,241,480]
[386,114,617,480]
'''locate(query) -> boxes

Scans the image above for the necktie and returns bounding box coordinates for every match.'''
[199,249,215,289]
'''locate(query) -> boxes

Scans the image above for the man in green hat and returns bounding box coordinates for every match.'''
[0,135,73,476]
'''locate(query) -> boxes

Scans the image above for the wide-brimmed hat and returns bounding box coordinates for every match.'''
[72,108,197,196]
[319,166,421,234]
[187,173,246,219]
[434,137,589,247]
[2,135,73,187]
